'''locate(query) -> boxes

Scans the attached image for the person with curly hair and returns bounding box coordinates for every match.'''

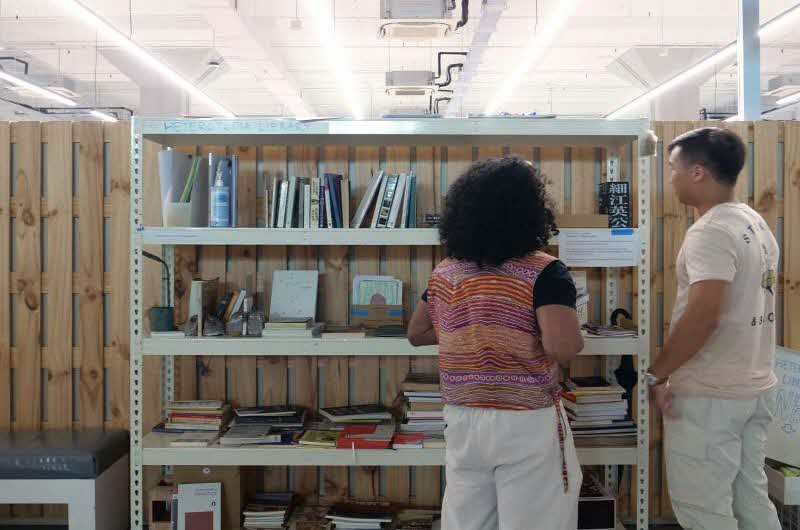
[408,156,584,530]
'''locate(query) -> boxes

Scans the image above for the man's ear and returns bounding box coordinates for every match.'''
[691,164,707,183]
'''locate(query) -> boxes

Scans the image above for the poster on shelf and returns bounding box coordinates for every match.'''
[558,228,638,268]
[768,346,800,468]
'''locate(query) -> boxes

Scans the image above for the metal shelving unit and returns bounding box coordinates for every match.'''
[130,117,653,530]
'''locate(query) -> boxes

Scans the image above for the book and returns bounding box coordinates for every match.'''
[269,176,279,228]
[264,318,313,330]
[400,172,412,228]
[219,424,283,446]
[277,179,289,228]
[341,178,350,228]
[167,400,225,410]
[233,410,306,428]
[565,377,625,394]
[165,423,222,432]
[319,177,327,228]
[223,289,240,322]
[387,173,407,228]
[562,391,623,404]
[297,179,305,228]
[177,483,221,530]
[324,186,334,229]
[325,502,394,525]
[406,411,444,420]
[370,173,389,228]
[326,173,343,228]
[406,172,417,228]
[376,175,400,228]
[299,430,340,448]
[170,432,221,447]
[150,331,185,338]
[569,418,635,428]
[235,405,298,417]
[303,183,311,229]
[566,411,627,422]
[268,270,319,322]
[392,432,424,449]
[285,176,298,228]
[319,404,393,423]
[336,424,395,450]
[310,177,321,228]
[352,170,384,228]
[401,373,440,392]
[422,433,445,449]
[407,402,444,412]
[261,325,323,338]
[562,400,627,415]
[213,291,233,320]
[188,278,219,337]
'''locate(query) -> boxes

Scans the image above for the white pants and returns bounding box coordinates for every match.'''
[441,404,582,530]
[664,391,782,530]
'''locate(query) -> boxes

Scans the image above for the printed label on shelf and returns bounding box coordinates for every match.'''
[558,228,638,267]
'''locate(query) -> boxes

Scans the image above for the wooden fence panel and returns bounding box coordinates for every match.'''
[785,123,800,349]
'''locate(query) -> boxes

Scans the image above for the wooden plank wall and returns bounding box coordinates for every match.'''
[0,121,795,525]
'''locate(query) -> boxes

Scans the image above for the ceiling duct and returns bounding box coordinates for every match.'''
[385,70,437,96]
[765,74,800,99]
[379,0,455,40]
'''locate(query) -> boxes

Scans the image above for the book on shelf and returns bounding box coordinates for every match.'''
[219,424,288,446]
[261,324,324,338]
[375,174,400,228]
[581,323,637,338]
[310,177,321,228]
[277,179,289,228]
[319,404,393,423]
[569,418,634,428]
[150,330,185,338]
[370,174,390,228]
[404,395,442,403]
[400,421,446,433]
[188,277,219,337]
[235,405,298,417]
[392,432,424,449]
[406,172,417,228]
[268,270,319,322]
[400,172,414,228]
[323,184,334,228]
[303,183,312,229]
[341,178,350,228]
[423,433,445,449]
[242,492,295,530]
[326,173,342,228]
[406,410,444,420]
[285,176,298,228]
[562,391,623,404]
[234,409,307,428]
[268,176,279,228]
[562,399,627,415]
[407,402,444,412]
[336,424,395,450]
[298,429,340,448]
[264,317,313,330]
[352,170,385,228]
[565,377,625,394]
[169,431,221,447]
[177,483,221,530]
[387,173,407,228]
[401,373,440,393]
[166,400,225,411]
[325,502,394,527]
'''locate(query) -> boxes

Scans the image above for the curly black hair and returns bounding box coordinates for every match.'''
[439,156,557,267]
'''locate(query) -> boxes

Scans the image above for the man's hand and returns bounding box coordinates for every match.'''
[651,382,677,419]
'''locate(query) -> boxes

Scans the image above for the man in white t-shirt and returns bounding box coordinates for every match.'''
[646,127,781,530]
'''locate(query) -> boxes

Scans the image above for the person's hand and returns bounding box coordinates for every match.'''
[651,381,678,419]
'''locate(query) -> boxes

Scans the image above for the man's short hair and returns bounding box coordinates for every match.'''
[667,127,745,186]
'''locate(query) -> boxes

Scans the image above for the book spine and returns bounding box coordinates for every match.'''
[352,170,383,228]
[286,176,297,228]
[303,184,311,229]
[371,175,389,228]
[327,174,343,228]
[269,176,279,228]
[388,173,407,228]
[310,177,320,228]
[333,175,343,228]
[319,178,327,228]
[376,176,399,228]
[230,155,238,227]
[341,178,350,228]
[277,179,288,228]
[408,174,417,228]
[324,187,334,229]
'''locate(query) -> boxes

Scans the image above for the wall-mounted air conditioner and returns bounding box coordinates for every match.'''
[379,0,455,40]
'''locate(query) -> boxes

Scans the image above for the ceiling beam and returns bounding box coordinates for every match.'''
[199,0,313,118]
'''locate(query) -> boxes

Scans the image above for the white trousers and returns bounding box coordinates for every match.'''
[441,404,582,530]
[664,391,782,530]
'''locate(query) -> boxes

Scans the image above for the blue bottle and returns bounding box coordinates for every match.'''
[209,170,230,228]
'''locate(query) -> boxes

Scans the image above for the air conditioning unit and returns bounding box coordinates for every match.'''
[765,74,800,99]
[379,0,454,40]
[385,70,437,97]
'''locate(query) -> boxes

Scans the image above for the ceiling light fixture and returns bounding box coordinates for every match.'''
[57,0,235,118]
[607,2,800,119]
[308,0,364,120]
[0,70,77,106]
[89,109,118,122]
[776,91,800,107]
[483,0,580,116]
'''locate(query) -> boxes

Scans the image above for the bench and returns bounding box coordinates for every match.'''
[0,430,129,530]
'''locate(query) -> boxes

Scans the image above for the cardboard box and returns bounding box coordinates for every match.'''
[147,484,177,530]
[350,304,403,329]
[174,466,242,530]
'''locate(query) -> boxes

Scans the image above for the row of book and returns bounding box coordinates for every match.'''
[351,170,418,229]
[268,173,350,229]
[563,377,636,443]
[264,501,440,530]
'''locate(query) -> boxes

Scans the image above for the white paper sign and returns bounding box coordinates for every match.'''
[768,347,800,467]
[558,228,638,267]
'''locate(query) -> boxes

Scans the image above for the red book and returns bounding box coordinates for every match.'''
[336,437,392,450]
[391,433,424,448]
[336,424,394,450]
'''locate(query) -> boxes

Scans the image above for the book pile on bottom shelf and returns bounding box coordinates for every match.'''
[243,492,296,529]
[563,377,636,446]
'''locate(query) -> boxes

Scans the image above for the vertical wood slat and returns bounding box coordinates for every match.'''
[43,122,73,430]
[260,145,289,493]
[320,145,351,502]
[0,123,9,437]
[721,121,753,205]
[785,123,800,349]
[754,122,782,233]
[107,122,131,428]
[76,122,105,429]
[539,147,566,214]
[288,145,320,503]
[383,146,412,504]
[197,146,228,401]
[227,145,259,408]
[173,146,199,402]
[351,146,381,501]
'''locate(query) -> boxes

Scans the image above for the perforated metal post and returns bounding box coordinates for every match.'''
[636,152,651,530]
[162,244,175,407]
[129,118,145,530]
[604,155,621,491]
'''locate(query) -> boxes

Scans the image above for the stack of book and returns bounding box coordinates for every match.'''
[319,404,394,424]
[351,170,418,229]
[311,404,395,450]
[262,317,324,338]
[399,374,445,440]
[325,502,394,530]
[395,508,441,530]
[581,323,638,338]
[562,377,635,442]
[242,492,295,529]
[268,173,350,229]
[223,405,306,447]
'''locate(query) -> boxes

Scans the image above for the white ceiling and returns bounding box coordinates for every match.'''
[0,0,799,119]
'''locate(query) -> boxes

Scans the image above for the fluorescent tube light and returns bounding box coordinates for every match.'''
[57,0,235,118]
[89,109,118,122]
[0,70,77,106]
[484,0,580,116]
[776,91,800,107]
[607,2,800,119]
[308,0,365,120]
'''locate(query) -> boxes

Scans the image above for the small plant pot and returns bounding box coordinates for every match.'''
[149,307,175,332]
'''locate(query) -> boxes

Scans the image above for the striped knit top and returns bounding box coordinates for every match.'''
[426,252,561,410]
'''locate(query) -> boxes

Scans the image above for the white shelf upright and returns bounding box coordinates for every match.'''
[129,117,654,530]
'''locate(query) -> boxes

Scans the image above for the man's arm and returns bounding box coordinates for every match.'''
[648,279,729,379]
[408,300,438,346]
